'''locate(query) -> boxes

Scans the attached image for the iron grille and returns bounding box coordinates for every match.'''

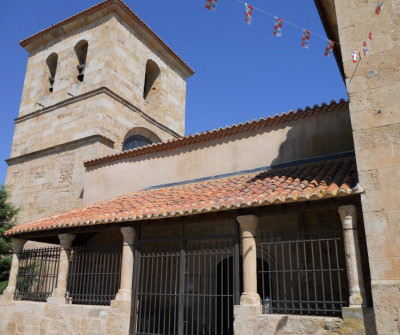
[133,235,239,335]
[258,226,348,316]
[15,246,60,302]
[67,244,122,305]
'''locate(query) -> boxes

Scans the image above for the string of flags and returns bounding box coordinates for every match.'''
[356,0,386,63]
[204,0,388,61]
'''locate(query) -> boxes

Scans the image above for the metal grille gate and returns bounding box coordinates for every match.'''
[131,227,240,335]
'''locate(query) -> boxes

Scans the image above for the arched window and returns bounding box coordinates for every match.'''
[143,60,160,99]
[46,53,58,93]
[74,40,88,82]
[123,135,153,151]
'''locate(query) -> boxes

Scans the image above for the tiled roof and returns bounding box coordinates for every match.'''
[6,155,360,236]
[84,99,348,168]
[20,0,194,76]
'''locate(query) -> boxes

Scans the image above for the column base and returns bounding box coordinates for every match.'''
[1,287,15,300]
[341,307,376,335]
[349,289,367,307]
[234,304,262,317]
[47,289,68,305]
[110,289,132,308]
[114,289,132,301]
[240,292,261,306]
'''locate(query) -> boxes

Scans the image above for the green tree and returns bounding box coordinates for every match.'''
[0,185,19,293]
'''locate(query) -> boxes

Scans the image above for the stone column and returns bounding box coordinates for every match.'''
[113,226,136,303]
[338,205,367,307]
[237,215,261,307]
[47,233,75,305]
[3,238,26,299]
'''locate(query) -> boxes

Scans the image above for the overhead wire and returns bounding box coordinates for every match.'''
[235,0,341,45]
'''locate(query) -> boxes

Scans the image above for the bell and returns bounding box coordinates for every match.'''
[77,64,85,82]
[49,77,55,92]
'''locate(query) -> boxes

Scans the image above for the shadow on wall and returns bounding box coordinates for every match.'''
[270,105,355,167]
[275,316,289,332]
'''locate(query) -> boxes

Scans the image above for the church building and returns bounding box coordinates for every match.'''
[0,1,398,335]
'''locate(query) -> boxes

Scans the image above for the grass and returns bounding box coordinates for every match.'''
[0,281,8,294]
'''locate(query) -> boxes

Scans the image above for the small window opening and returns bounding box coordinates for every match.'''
[46,53,58,93]
[143,60,160,99]
[123,135,152,151]
[74,40,88,82]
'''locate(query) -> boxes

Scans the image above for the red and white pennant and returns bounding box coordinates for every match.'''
[273,17,282,37]
[245,3,254,25]
[205,0,218,12]
[301,29,310,48]
[324,40,334,56]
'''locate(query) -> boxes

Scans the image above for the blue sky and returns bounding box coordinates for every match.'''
[0,0,347,184]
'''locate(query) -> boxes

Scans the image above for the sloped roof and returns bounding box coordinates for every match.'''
[20,0,194,76]
[85,99,349,168]
[6,155,360,236]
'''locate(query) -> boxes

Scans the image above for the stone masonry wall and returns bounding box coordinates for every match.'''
[6,141,110,224]
[0,298,130,335]
[333,0,400,334]
[234,307,376,335]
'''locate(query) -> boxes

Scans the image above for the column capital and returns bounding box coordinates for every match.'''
[237,215,259,229]
[12,238,26,253]
[338,205,357,229]
[121,226,135,245]
[58,233,75,249]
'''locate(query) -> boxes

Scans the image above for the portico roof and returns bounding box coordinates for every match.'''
[5,154,361,236]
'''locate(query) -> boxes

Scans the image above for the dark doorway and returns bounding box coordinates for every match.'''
[216,257,270,335]
[216,257,239,335]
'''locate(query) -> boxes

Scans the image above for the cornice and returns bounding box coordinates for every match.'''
[15,87,182,139]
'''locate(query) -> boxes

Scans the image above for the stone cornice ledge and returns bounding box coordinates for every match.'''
[6,135,114,166]
[15,87,182,139]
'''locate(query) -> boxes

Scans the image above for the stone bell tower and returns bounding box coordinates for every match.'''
[5,0,194,224]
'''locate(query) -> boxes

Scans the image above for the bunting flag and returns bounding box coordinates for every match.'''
[324,40,334,56]
[363,41,370,56]
[375,0,385,15]
[273,17,283,37]
[245,3,253,25]
[205,0,218,12]
[301,29,310,48]
[369,29,373,40]
[352,50,358,63]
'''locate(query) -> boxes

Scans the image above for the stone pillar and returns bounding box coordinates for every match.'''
[113,226,136,303]
[47,233,75,305]
[234,215,262,318]
[338,205,367,307]
[3,238,26,299]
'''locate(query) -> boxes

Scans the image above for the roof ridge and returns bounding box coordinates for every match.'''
[20,0,194,76]
[84,99,348,168]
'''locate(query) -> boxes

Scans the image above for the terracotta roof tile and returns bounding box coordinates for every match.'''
[6,156,360,236]
[84,99,348,168]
